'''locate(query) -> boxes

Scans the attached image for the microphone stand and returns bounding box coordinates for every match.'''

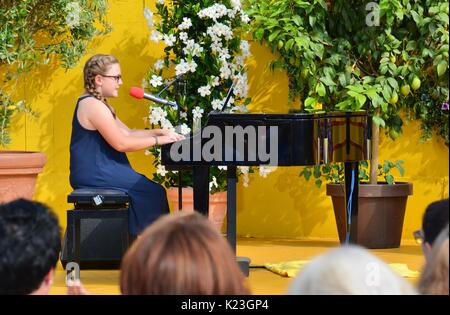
[158,73,186,211]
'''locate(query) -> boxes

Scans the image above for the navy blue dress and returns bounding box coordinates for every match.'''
[69,95,169,236]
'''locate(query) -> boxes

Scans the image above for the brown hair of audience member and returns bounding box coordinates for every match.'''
[120,212,249,295]
[418,225,449,295]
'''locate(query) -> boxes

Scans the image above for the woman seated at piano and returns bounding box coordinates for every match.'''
[69,54,185,237]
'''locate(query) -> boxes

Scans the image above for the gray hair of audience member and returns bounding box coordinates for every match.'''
[288,245,417,295]
[418,224,449,295]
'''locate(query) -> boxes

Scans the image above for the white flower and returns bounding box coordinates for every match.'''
[209,176,218,191]
[175,59,190,76]
[180,112,188,119]
[238,166,249,174]
[149,75,163,87]
[230,105,248,113]
[241,13,251,24]
[143,7,154,28]
[154,59,165,71]
[231,0,242,10]
[220,64,231,79]
[66,13,80,28]
[149,107,167,125]
[163,34,177,46]
[156,0,165,5]
[178,17,192,30]
[198,4,228,20]
[150,30,163,43]
[227,9,236,19]
[218,166,227,170]
[198,85,212,97]
[211,99,223,110]
[180,123,191,135]
[259,166,277,178]
[210,76,220,87]
[160,119,175,131]
[240,40,251,58]
[242,173,249,187]
[207,23,233,41]
[223,96,235,105]
[179,32,189,42]
[192,106,204,119]
[211,41,222,53]
[233,72,249,98]
[188,60,198,73]
[156,165,168,176]
[183,40,204,57]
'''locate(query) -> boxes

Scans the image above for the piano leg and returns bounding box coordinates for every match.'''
[344,161,359,244]
[227,166,237,252]
[193,166,210,216]
[227,166,250,277]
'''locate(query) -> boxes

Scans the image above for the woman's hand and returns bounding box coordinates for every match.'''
[156,132,185,145]
[156,128,176,137]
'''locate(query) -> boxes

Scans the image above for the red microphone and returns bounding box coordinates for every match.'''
[129,87,177,108]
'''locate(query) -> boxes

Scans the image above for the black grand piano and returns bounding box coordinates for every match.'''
[161,110,371,275]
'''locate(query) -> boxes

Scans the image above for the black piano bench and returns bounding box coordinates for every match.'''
[61,188,133,270]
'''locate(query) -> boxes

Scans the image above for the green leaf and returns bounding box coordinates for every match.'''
[254,29,265,41]
[316,82,326,97]
[347,91,367,107]
[385,174,394,185]
[437,60,448,77]
[315,179,322,188]
[268,29,281,43]
[387,77,399,90]
[372,116,386,128]
[313,165,321,178]
[304,97,317,108]
[395,160,405,176]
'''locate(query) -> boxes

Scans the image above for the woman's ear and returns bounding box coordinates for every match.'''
[94,74,103,87]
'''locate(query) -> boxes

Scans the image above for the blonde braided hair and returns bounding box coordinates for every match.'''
[83,54,119,118]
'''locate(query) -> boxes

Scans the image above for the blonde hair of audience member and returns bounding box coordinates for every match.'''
[288,245,417,295]
[120,212,249,295]
[418,225,449,295]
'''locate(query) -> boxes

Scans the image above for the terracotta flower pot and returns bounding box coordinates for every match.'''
[0,151,47,203]
[167,187,227,231]
[326,182,413,249]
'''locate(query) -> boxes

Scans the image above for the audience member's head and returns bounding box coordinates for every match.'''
[120,211,249,295]
[419,199,449,260]
[288,245,417,295]
[418,224,449,295]
[0,199,61,295]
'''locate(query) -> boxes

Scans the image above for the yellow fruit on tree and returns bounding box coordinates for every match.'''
[389,91,399,105]
[278,40,284,50]
[411,76,421,91]
[401,84,410,96]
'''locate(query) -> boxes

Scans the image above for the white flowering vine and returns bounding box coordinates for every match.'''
[141,1,273,193]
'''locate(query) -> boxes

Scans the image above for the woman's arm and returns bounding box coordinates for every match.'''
[115,118,170,138]
[81,98,183,152]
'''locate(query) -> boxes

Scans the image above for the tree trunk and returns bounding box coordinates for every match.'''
[369,122,379,184]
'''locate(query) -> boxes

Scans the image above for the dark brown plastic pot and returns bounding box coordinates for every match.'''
[326,182,413,249]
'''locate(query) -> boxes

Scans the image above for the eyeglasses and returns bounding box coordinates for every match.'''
[102,74,122,83]
[413,229,424,244]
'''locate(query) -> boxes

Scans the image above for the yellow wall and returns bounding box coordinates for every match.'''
[6,0,449,240]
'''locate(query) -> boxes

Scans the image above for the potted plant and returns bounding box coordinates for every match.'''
[0,0,110,203]
[140,0,279,230]
[246,0,448,247]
